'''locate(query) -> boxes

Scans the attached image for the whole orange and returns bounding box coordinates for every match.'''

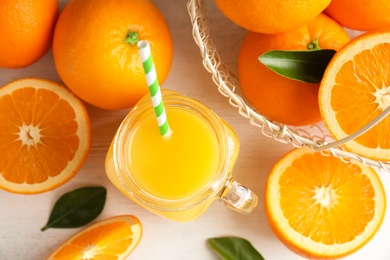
[53,0,173,110]
[214,0,331,34]
[325,0,390,31]
[0,0,58,68]
[238,13,350,126]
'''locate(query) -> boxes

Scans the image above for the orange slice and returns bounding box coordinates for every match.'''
[0,78,91,194]
[265,148,386,259]
[319,30,390,161]
[47,215,142,259]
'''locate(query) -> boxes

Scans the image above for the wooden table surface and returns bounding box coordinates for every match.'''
[1,1,390,259]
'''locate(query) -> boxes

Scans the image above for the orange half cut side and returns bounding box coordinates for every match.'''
[265,148,386,259]
[0,78,91,194]
[319,30,390,161]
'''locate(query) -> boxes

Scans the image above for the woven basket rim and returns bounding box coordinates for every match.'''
[187,0,390,172]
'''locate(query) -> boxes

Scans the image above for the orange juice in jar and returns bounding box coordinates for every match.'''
[105,90,257,222]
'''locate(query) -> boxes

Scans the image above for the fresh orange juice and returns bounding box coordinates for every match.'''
[130,108,220,200]
[105,90,257,222]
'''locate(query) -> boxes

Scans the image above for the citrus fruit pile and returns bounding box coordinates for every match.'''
[213,0,390,258]
[215,0,390,162]
[0,0,173,110]
[215,0,350,126]
[1,0,389,259]
[0,0,173,194]
[0,0,168,257]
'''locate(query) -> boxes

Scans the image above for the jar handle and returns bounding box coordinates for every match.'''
[219,179,258,214]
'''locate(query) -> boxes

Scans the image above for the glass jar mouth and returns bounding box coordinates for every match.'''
[112,90,231,212]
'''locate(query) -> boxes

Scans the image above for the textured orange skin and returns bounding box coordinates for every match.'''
[53,0,173,110]
[214,0,331,34]
[325,0,390,31]
[0,0,59,68]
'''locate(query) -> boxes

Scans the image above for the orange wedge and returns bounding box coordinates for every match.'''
[0,78,91,194]
[265,148,386,259]
[319,30,390,161]
[47,215,142,259]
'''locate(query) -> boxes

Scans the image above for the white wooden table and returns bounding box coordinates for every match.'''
[1,1,390,259]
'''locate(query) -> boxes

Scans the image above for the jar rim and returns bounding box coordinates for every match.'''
[112,90,231,212]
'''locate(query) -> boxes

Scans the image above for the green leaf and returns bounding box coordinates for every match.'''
[41,186,106,231]
[208,236,264,260]
[259,49,336,83]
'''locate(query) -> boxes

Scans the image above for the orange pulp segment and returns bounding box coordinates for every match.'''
[0,78,91,194]
[319,30,390,161]
[47,215,142,259]
[265,148,386,259]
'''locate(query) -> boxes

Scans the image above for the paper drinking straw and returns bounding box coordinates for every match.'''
[137,40,171,137]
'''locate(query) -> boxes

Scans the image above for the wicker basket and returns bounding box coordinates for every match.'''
[187,0,390,172]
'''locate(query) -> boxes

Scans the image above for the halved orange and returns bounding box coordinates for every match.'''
[47,215,142,259]
[319,29,390,161]
[265,148,386,259]
[0,78,91,194]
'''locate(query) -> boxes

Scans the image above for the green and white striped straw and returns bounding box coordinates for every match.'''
[137,40,171,137]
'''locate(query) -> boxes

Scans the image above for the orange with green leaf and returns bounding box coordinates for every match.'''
[238,13,350,126]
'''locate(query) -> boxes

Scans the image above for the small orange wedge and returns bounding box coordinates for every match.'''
[0,78,91,194]
[265,148,386,259]
[319,29,390,161]
[47,215,142,260]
